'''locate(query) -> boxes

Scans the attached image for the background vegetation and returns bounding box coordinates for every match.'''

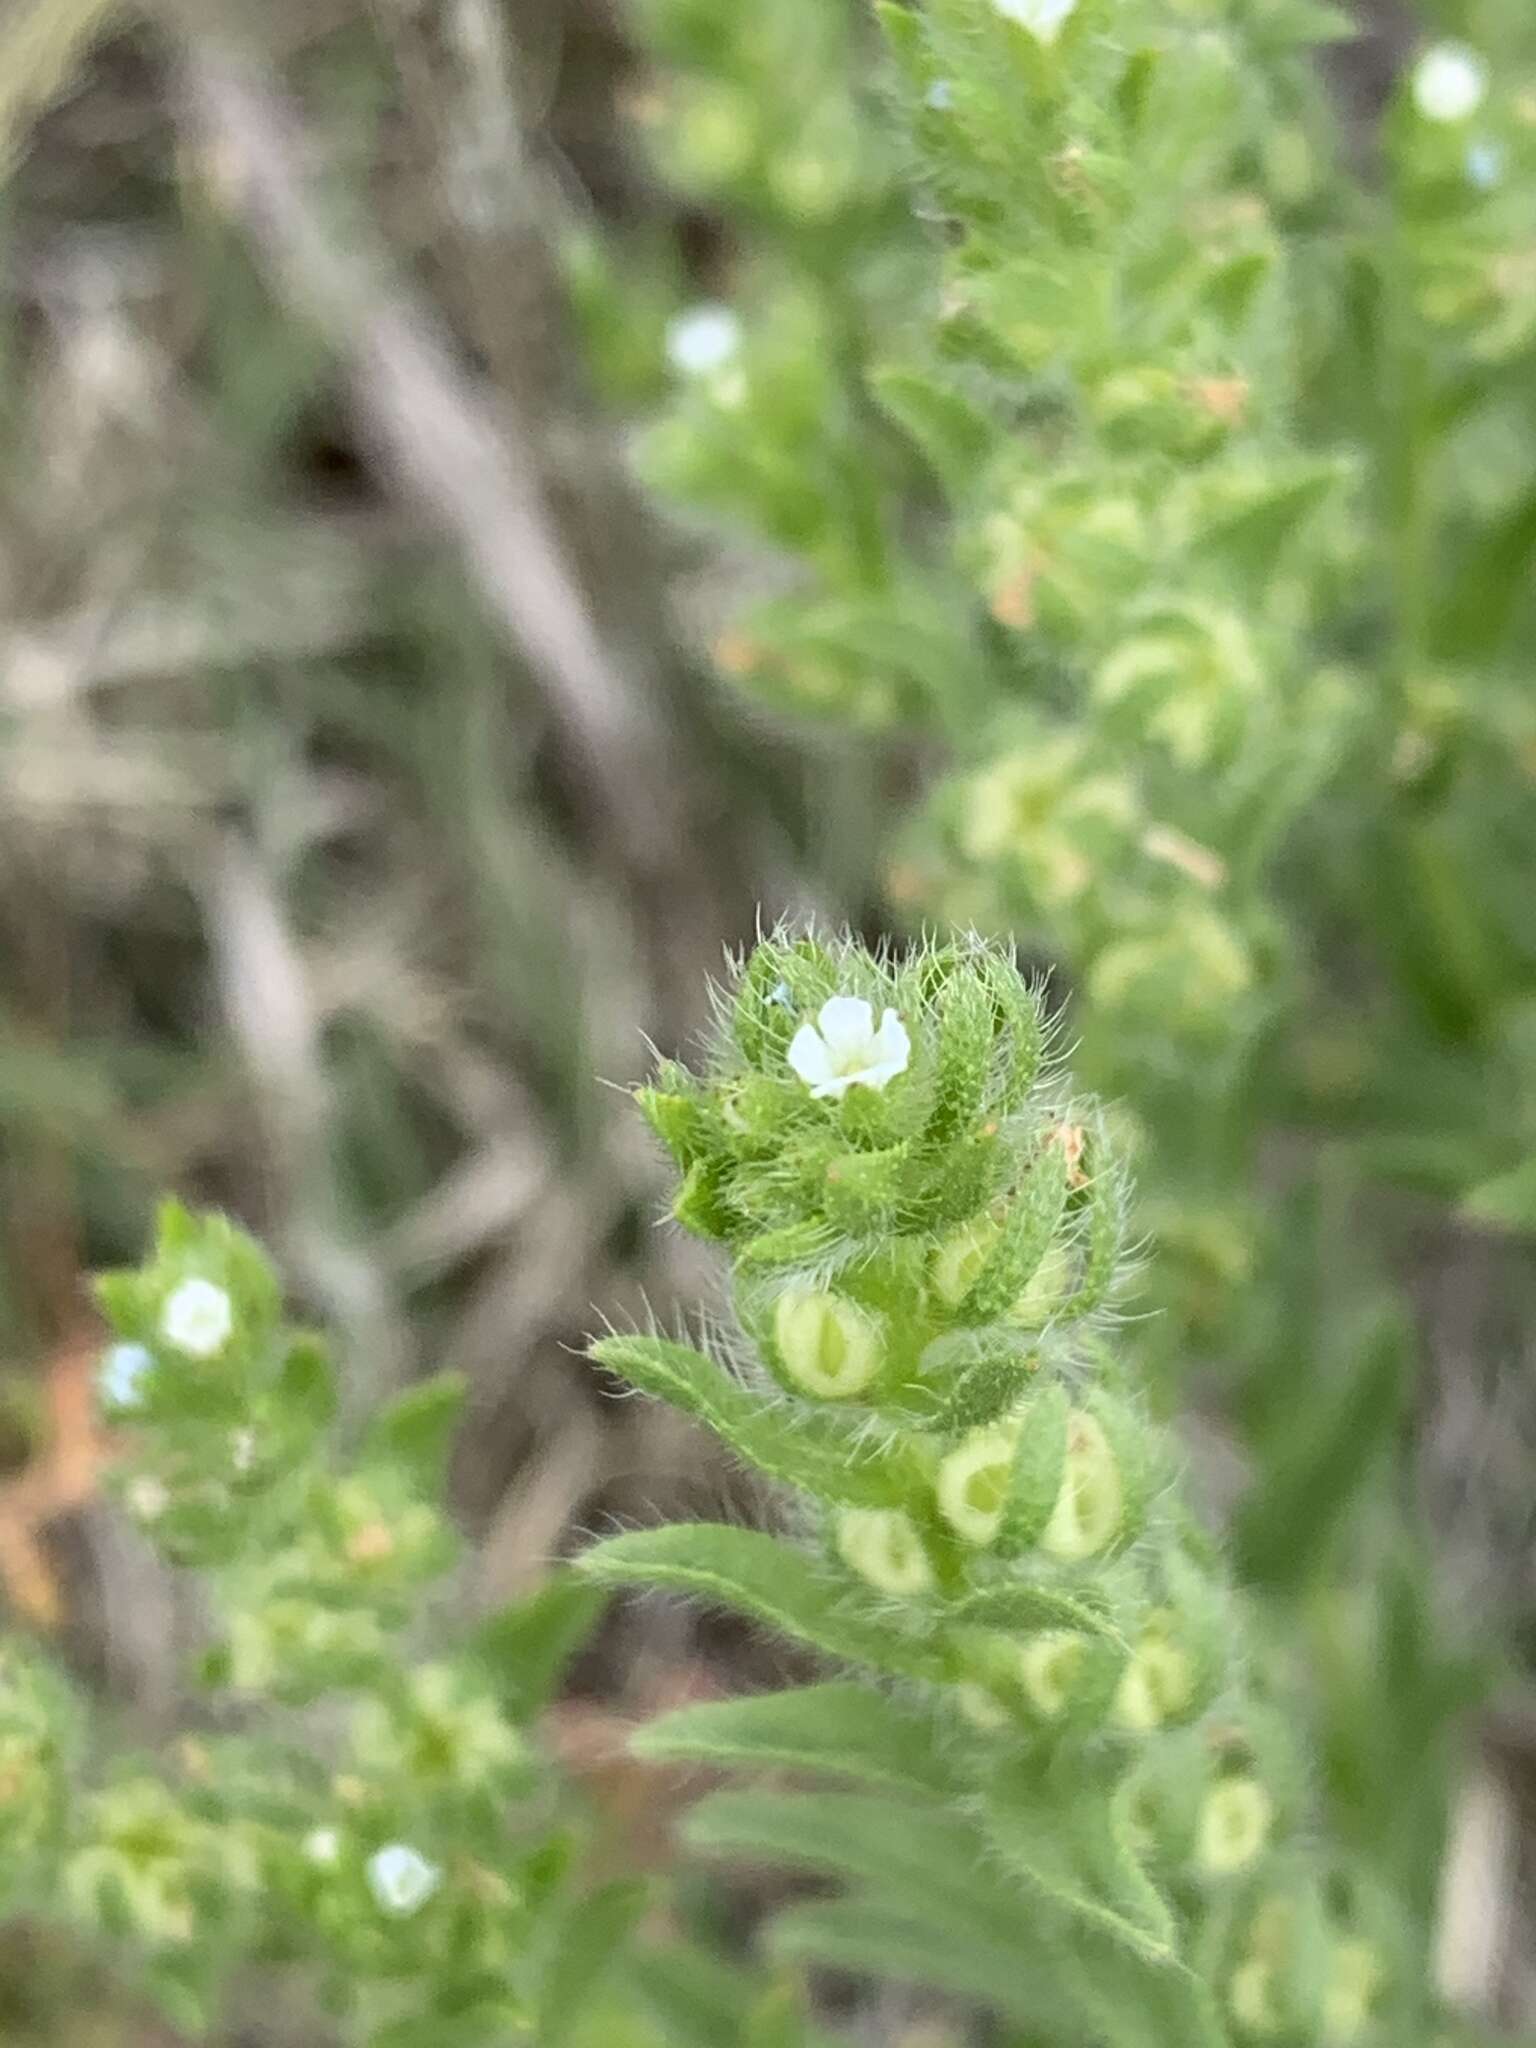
[1,0,1534,2039]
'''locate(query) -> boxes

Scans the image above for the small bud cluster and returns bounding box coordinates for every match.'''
[591,933,1401,2043]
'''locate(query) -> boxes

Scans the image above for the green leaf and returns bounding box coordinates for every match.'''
[742,1978,816,2048]
[629,1948,840,2048]
[958,1143,1068,1324]
[682,1789,1026,1941]
[870,363,995,497]
[1463,1156,1536,1234]
[276,1335,338,1430]
[576,1524,950,1681]
[926,968,996,1142]
[361,1373,467,1493]
[1189,461,1339,579]
[769,1897,1063,2025]
[978,1755,1180,1971]
[535,1879,647,2047]
[632,1681,955,1797]
[1235,1310,1412,1590]
[470,1570,610,1721]
[1436,491,1536,662]
[950,1575,1121,1644]
[590,1335,910,1508]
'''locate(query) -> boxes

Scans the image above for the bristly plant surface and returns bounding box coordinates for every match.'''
[593,0,1536,1946]
[582,929,1413,2048]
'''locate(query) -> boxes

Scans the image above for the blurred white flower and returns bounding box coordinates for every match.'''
[1412,43,1487,124]
[160,1279,233,1359]
[126,1476,168,1523]
[926,80,955,111]
[1466,141,1504,189]
[992,0,1078,44]
[303,1827,341,1867]
[98,1343,154,1410]
[665,304,743,378]
[788,996,911,1099]
[366,1842,441,1916]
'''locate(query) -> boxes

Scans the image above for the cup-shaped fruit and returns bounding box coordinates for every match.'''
[773,1289,886,1400]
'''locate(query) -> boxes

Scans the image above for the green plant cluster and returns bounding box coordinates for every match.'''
[621,0,1536,1178]
[2,1205,655,2048]
[581,930,1413,2047]
[602,0,1536,1944]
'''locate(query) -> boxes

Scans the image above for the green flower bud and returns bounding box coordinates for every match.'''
[821,1143,910,1233]
[955,1143,1070,1326]
[835,1507,935,1596]
[927,970,995,1141]
[1040,1409,1124,1560]
[772,1289,886,1401]
[1197,1775,1274,1876]
[635,1074,719,1167]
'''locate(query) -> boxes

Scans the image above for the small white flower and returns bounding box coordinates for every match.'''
[787,995,911,1100]
[160,1278,234,1359]
[98,1342,154,1410]
[366,1842,441,1917]
[925,80,955,111]
[1412,42,1487,124]
[991,0,1078,44]
[665,304,743,378]
[302,1827,341,1867]
[127,1476,169,1523]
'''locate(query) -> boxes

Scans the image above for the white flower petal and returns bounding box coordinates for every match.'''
[666,304,742,377]
[992,0,1078,44]
[815,995,878,1062]
[366,1843,441,1916]
[1412,42,1487,124]
[869,1008,912,1075]
[99,1342,154,1409]
[813,1071,856,1101]
[787,1020,834,1089]
[160,1279,234,1359]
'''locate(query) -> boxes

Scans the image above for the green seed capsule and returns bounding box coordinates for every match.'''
[773,1290,885,1400]
[1322,1939,1383,2045]
[1040,1410,1124,1560]
[1197,1775,1274,1876]
[1112,1618,1196,1732]
[834,1507,935,1596]
[1017,1630,1091,1719]
[935,1420,1020,1545]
